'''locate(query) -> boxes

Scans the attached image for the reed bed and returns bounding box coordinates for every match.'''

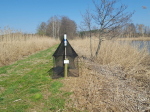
[62,37,150,112]
[0,27,59,67]
[70,37,149,71]
[62,65,150,112]
[118,37,150,41]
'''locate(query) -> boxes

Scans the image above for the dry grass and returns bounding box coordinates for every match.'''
[61,65,150,112]
[61,37,150,112]
[70,37,149,70]
[0,26,59,67]
[118,37,150,41]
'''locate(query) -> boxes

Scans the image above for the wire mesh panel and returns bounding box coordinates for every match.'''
[52,38,79,79]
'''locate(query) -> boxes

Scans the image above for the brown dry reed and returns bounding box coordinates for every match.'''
[70,37,149,71]
[118,37,150,41]
[66,37,150,112]
[0,26,59,67]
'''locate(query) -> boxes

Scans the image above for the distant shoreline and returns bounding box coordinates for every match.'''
[117,37,150,41]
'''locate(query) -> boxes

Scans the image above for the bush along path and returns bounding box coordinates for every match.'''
[0,44,73,112]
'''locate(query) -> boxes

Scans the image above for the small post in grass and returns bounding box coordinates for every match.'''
[64,34,69,77]
[64,58,68,78]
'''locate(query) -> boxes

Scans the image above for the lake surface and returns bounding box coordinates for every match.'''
[131,41,150,53]
[120,40,150,54]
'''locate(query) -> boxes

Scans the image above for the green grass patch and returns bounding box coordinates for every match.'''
[29,87,41,94]
[30,93,43,101]
[0,44,73,112]
[49,97,65,111]
[50,81,63,94]
[0,97,4,102]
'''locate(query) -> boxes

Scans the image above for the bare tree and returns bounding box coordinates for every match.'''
[46,17,54,37]
[56,17,61,39]
[124,23,136,37]
[147,26,150,37]
[130,23,136,37]
[80,6,93,57]
[60,16,77,40]
[46,16,61,38]
[52,17,54,38]
[82,0,134,58]
[138,24,144,37]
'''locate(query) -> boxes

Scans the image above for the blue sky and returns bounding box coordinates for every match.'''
[0,0,150,33]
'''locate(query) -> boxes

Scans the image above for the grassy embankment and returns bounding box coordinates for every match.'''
[0,44,75,112]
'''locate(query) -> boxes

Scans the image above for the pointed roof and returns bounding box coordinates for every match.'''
[53,38,78,57]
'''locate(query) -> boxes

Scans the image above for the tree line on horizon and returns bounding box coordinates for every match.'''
[121,23,150,38]
[36,16,77,40]
[37,16,150,39]
[79,23,150,38]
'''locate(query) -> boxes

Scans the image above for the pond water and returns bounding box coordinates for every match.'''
[120,40,150,54]
[131,41,150,53]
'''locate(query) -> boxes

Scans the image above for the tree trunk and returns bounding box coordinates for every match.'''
[90,31,93,57]
[53,17,54,39]
[95,38,102,57]
[95,26,103,58]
